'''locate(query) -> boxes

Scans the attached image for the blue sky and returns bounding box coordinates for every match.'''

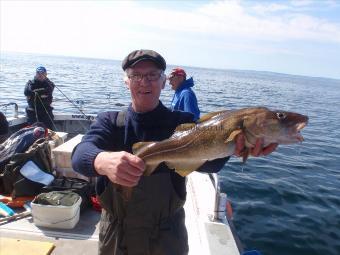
[1,0,340,79]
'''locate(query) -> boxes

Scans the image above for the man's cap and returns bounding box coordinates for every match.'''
[169,68,186,78]
[36,66,47,73]
[122,49,166,71]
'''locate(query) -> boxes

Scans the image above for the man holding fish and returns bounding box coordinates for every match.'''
[72,49,307,255]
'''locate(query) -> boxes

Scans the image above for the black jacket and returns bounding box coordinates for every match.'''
[0,112,8,136]
[24,78,55,111]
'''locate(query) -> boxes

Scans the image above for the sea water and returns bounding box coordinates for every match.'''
[1,52,340,255]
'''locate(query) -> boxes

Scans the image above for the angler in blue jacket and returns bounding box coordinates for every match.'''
[168,68,200,121]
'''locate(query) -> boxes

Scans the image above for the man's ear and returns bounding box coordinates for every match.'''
[161,75,166,89]
[124,76,130,89]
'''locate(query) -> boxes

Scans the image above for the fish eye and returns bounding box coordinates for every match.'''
[276,112,286,120]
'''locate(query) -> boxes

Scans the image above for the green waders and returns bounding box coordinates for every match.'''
[98,172,189,255]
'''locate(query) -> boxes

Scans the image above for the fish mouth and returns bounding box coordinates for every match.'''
[293,121,307,142]
[296,122,307,131]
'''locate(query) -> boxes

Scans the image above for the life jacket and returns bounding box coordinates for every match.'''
[97,110,188,255]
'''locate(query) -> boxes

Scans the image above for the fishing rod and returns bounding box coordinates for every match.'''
[54,85,88,119]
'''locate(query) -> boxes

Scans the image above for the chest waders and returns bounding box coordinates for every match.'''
[97,111,188,255]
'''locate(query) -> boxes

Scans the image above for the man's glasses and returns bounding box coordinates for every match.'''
[167,75,175,80]
[127,71,163,82]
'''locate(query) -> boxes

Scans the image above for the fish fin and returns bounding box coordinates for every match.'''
[224,129,242,143]
[242,149,250,163]
[132,141,155,155]
[244,139,254,148]
[122,187,133,201]
[197,110,230,123]
[113,184,133,201]
[165,161,205,177]
[174,123,196,132]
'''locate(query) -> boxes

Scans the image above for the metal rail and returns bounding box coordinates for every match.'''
[0,102,18,118]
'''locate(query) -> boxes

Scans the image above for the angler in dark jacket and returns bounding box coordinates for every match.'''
[71,49,278,255]
[24,66,55,130]
[168,68,200,121]
[0,112,9,143]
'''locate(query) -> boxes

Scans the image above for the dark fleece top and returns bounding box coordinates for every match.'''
[72,101,228,198]
[24,78,55,110]
[0,112,8,136]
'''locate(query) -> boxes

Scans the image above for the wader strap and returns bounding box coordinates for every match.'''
[98,109,128,255]
[116,109,127,127]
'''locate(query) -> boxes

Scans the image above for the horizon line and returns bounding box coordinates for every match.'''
[2,50,340,82]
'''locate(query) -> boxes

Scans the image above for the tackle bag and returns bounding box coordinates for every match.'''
[0,138,54,197]
[41,176,93,211]
[34,190,80,206]
[0,126,46,170]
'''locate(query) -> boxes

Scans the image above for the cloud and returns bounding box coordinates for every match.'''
[112,0,340,45]
[251,3,291,14]
[174,0,340,43]
[1,0,340,58]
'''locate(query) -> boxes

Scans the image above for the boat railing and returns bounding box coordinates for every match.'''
[210,173,227,221]
[0,102,18,118]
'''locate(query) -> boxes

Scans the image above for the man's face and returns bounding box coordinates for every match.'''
[125,60,165,113]
[168,74,184,91]
[35,72,47,82]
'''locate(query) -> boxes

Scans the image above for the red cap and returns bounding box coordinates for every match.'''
[170,68,186,78]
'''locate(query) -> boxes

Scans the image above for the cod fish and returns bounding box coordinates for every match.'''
[133,107,308,177]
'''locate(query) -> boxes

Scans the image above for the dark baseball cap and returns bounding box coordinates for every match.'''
[36,66,47,73]
[122,49,166,71]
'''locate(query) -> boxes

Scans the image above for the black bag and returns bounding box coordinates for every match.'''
[0,126,46,170]
[41,176,93,211]
[0,138,54,197]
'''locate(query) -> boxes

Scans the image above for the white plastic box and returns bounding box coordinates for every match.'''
[31,196,82,229]
[51,134,90,181]
[52,134,83,169]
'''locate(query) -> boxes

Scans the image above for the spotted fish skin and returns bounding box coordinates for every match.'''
[133,107,308,177]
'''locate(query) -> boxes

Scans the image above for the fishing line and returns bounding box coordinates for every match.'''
[53,85,92,132]
[34,92,58,131]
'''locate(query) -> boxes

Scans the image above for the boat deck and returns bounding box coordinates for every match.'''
[1,209,100,254]
[0,173,240,255]
[1,114,240,254]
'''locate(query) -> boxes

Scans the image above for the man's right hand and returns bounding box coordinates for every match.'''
[94,151,145,187]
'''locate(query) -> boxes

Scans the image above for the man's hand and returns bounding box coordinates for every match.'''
[234,133,278,157]
[94,151,145,187]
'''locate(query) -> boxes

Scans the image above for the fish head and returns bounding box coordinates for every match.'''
[242,109,308,146]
